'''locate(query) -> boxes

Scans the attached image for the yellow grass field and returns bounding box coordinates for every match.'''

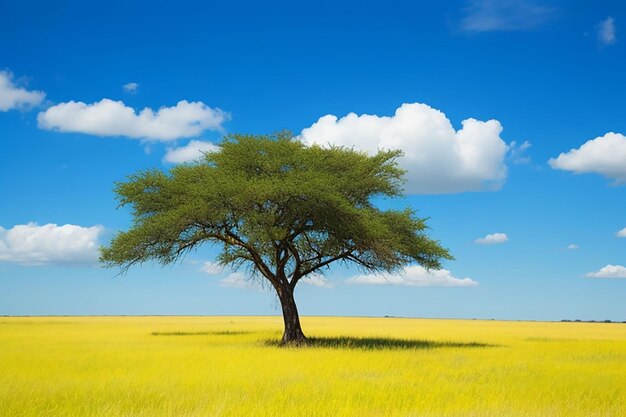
[1,316,624,417]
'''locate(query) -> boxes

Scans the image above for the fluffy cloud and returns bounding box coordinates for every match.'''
[201,263,256,289]
[300,273,334,288]
[346,265,478,287]
[204,262,333,289]
[459,0,554,33]
[616,228,626,238]
[164,140,219,163]
[567,244,579,250]
[0,223,104,266]
[0,71,45,111]
[219,272,254,289]
[300,103,508,194]
[585,265,626,279]
[508,140,531,164]
[122,82,139,93]
[549,133,626,183]
[598,17,617,45]
[200,261,224,275]
[475,232,508,245]
[37,99,229,141]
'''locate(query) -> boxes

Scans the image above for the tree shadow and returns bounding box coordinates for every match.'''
[266,336,496,350]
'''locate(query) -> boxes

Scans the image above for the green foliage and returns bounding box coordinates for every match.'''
[100,132,452,289]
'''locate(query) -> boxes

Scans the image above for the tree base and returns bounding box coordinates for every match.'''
[278,288,307,346]
[280,329,308,347]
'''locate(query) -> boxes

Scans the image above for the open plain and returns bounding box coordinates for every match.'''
[1,316,624,417]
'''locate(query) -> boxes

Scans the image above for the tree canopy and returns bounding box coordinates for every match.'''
[101,132,452,344]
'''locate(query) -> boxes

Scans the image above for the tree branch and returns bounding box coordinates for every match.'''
[285,241,303,289]
[298,247,355,279]
[223,230,280,289]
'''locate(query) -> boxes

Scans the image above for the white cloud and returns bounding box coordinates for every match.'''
[164,140,219,163]
[549,132,626,184]
[475,232,508,245]
[300,273,334,288]
[598,17,617,45]
[567,244,579,250]
[219,272,255,289]
[0,222,104,266]
[616,228,626,238]
[0,71,45,111]
[586,264,626,279]
[508,140,532,164]
[299,103,508,194]
[37,99,229,141]
[209,265,333,289]
[202,263,257,289]
[200,261,224,275]
[460,0,554,33]
[122,82,139,93]
[346,265,478,287]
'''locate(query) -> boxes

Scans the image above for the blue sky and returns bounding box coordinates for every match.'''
[1,0,625,320]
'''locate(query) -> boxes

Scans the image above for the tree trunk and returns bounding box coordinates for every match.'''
[278,287,307,345]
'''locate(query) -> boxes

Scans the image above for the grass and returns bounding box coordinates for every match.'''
[151,331,249,336]
[1,316,624,417]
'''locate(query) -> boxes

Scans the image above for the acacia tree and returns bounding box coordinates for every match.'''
[100,132,452,344]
